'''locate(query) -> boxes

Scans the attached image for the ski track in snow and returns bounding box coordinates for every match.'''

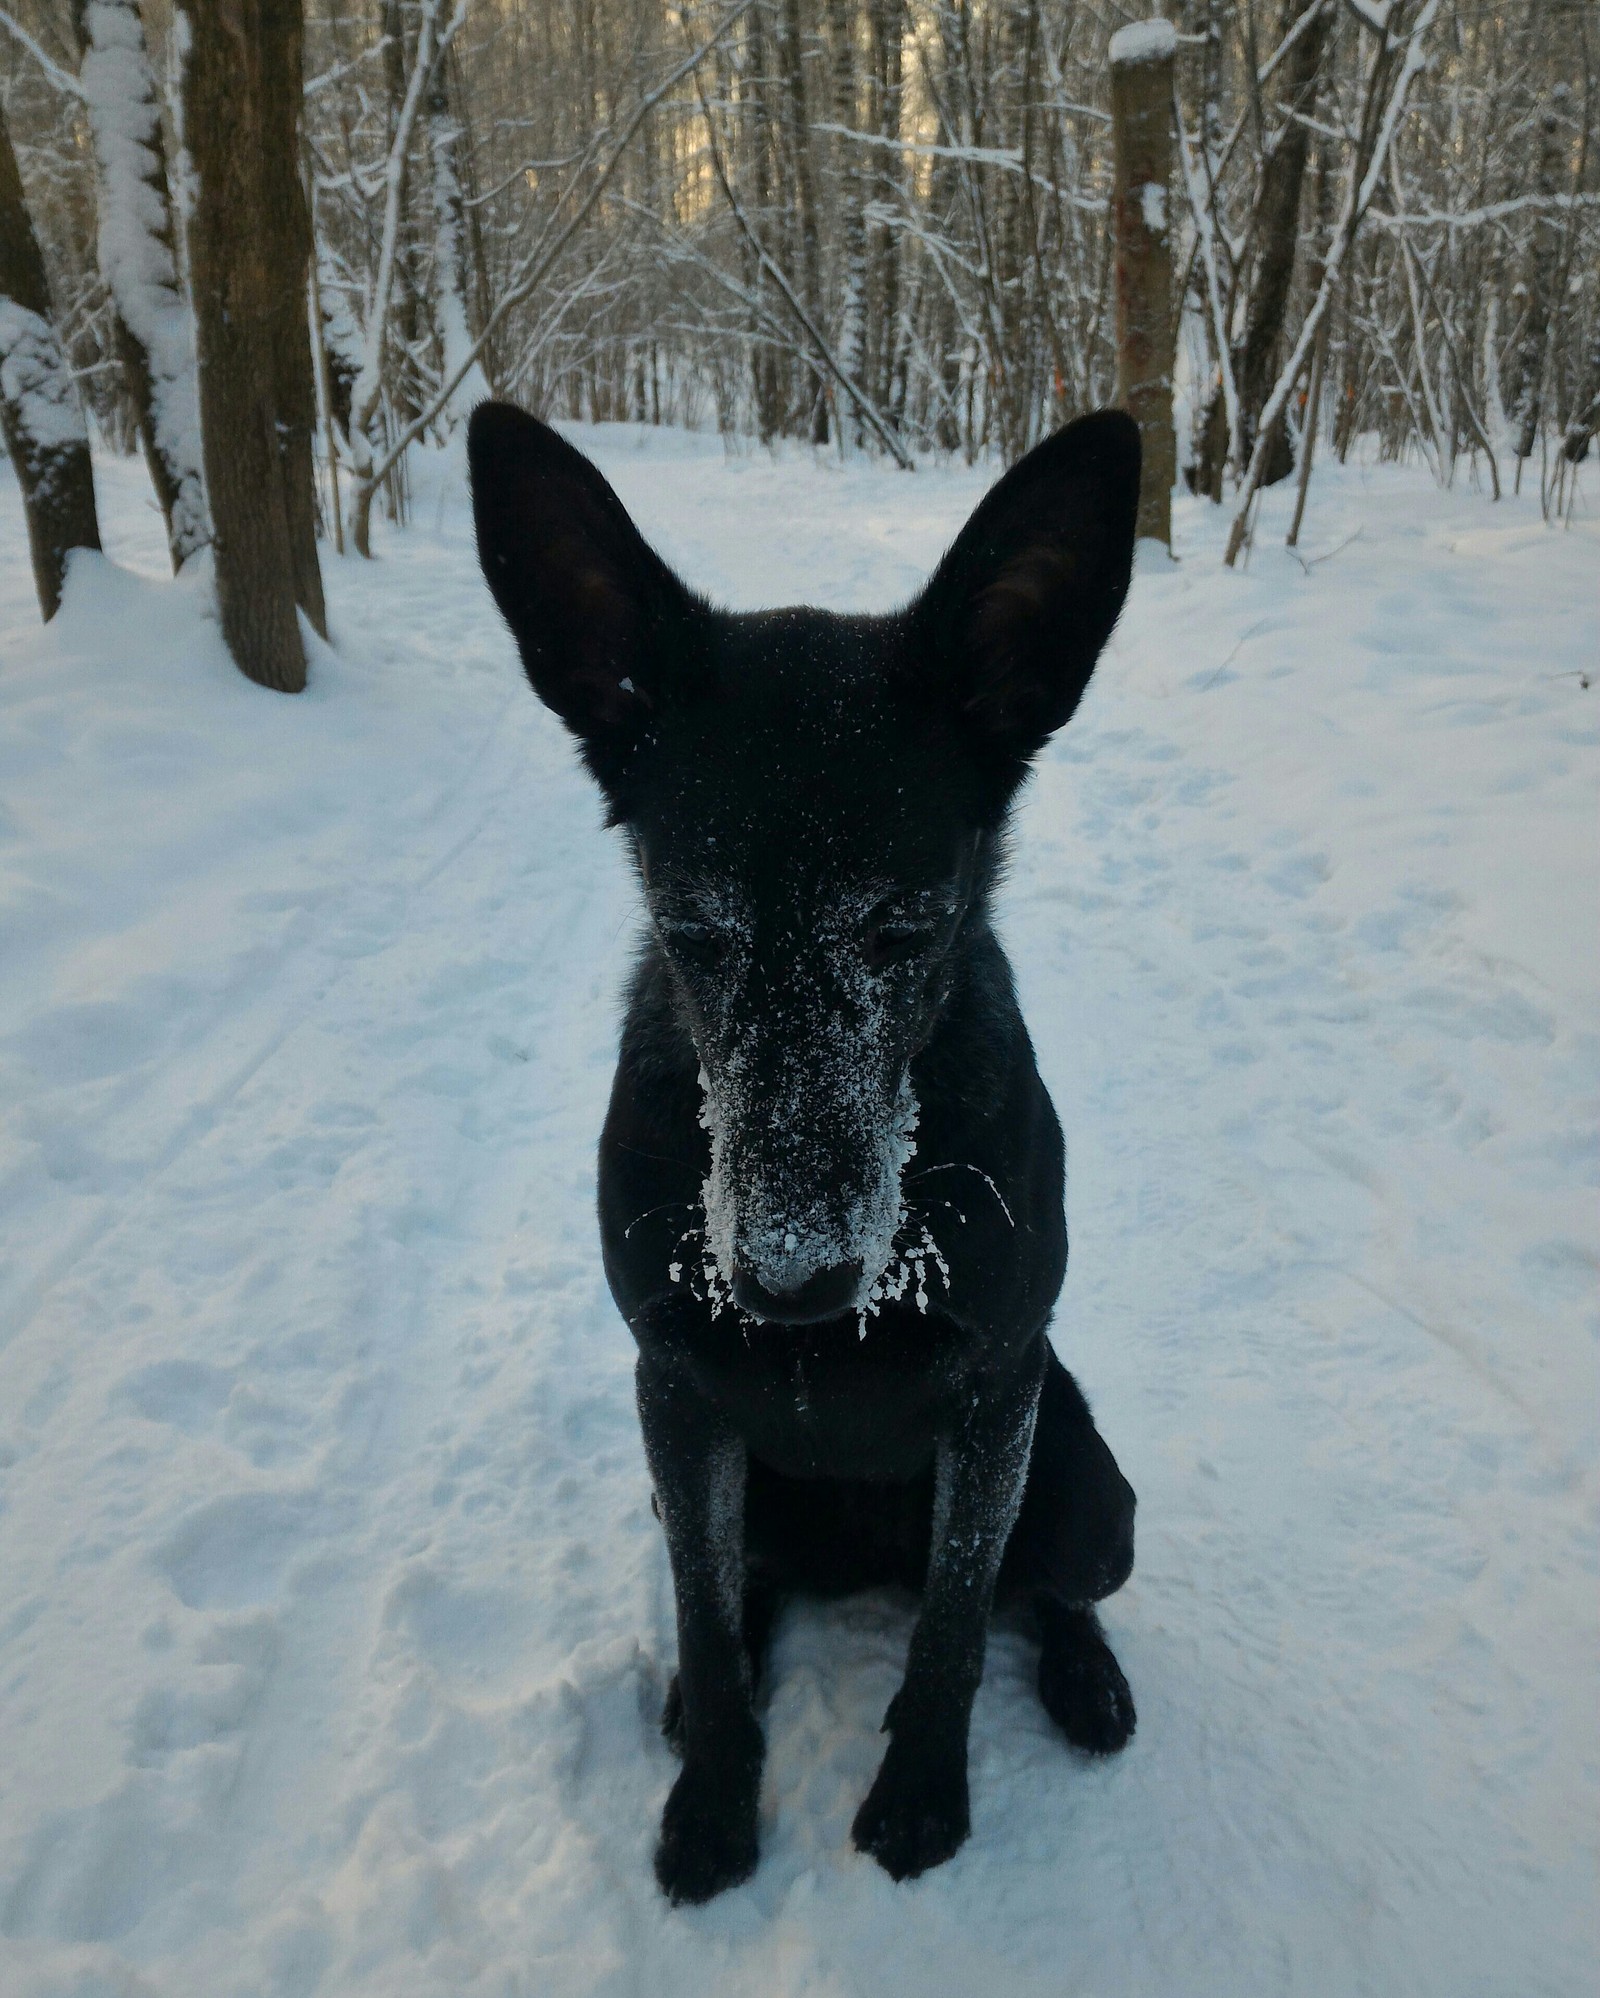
[0,430,1595,1997]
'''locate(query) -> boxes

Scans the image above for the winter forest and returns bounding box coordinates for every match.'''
[2,0,1597,675]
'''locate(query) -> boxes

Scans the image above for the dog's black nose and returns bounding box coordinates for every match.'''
[731,1258,863,1324]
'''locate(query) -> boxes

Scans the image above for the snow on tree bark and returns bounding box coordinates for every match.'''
[426,47,488,419]
[79,0,209,572]
[0,96,101,622]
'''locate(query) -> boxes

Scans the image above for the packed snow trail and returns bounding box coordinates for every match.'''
[0,432,1594,1997]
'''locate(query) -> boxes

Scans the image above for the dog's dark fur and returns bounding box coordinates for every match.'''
[468,404,1141,1902]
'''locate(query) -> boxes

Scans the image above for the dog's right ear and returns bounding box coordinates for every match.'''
[903,410,1140,801]
[467,403,699,793]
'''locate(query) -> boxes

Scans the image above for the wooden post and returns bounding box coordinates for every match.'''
[1109,18,1177,549]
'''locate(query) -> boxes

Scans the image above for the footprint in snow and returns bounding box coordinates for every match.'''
[384,1565,539,1695]
[116,1358,234,1434]
[155,1491,324,1611]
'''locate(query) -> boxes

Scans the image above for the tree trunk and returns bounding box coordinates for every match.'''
[867,0,904,423]
[1182,0,1229,499]
[1508,88,1568,466]
[380,0,424,425]
[259,0,327,638]
[78,0,209,571]
[746,2,783,444]
[0,96,101,622]
[1235,0,1332,487]
[347,0,440,555]
[1110,20,1177,546]
[778,0,827,442]
[826,0,866,447]
[184,0,311,692]
[426,45,483,418]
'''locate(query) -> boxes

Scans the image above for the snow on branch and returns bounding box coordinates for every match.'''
[1341,0,1393,36]
[0,8,84,100]
[1370,191,1600,232]
[810,123,1022,171]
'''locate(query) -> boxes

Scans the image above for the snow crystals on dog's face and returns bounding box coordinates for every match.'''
[628,608,984,1324]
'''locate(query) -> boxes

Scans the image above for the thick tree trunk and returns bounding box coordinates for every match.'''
[1110,20,1177,546]
[184,0,313,692]
[259,0,327,638]
[79,0,209,571]
[0,97,101,622]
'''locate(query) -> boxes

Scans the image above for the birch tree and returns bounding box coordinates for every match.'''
[78,0,208,569]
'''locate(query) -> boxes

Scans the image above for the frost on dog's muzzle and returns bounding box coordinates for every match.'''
[682,1067,935,1326]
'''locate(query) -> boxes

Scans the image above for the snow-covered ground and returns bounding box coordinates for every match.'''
[0,427,1595,1998]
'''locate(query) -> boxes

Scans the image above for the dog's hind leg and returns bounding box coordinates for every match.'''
[1035,1599,1136,1753]
[1003,1347,1137,1754]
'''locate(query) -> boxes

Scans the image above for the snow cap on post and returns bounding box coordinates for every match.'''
[1109,18,1178,66]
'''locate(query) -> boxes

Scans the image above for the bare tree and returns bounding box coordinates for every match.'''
[1225,0,1444,564]
[12,0,1586,590]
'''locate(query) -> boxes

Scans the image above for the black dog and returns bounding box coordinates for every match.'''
[468,404,1141,1903]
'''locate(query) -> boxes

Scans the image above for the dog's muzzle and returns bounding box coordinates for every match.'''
[730,1256,864,1325]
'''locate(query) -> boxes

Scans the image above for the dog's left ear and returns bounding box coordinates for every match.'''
[905,410,1140,788]
[467,402,700,794]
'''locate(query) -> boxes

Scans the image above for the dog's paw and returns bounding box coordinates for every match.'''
[660,1673,685,1755]
[1038,1626,1137,1755]
[851,1737,970,1882]
[654,1762,760,1905]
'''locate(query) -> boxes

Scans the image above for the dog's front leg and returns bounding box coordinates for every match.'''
[853,1367,1041,1881]
[637,1354,763,1904]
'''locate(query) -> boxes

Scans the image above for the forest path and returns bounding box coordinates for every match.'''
[0,433,1594,1996]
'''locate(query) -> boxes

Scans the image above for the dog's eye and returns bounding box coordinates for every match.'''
[661,919,724,968]
[864,918,936,970]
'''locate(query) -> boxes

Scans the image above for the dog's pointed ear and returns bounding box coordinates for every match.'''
[468,402,699,789]
[905,410,1140,791]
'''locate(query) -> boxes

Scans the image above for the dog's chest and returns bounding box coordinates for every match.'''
[681,1314,967,1481]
